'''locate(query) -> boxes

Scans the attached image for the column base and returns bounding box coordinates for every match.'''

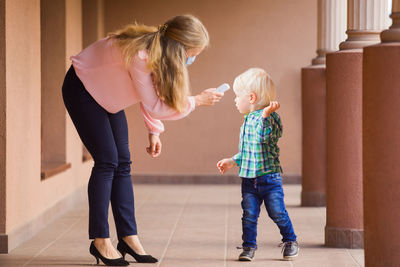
[381,12,400,43]
[339,30,381,50]
[312,49,330,65]
[325,226,364,248]
[363,43,400,266]
[381,28,400,42]
[301,66,326,208]
[311,55,326,65]
[301,191,326,207]
[325,50,364,250]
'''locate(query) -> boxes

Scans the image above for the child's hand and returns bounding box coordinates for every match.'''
[146,133,162,158]
[217,158,236,174]
[262,101,280,118]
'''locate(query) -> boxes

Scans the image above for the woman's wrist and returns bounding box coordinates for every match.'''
[194,89,223,107]
[194,95,202,107]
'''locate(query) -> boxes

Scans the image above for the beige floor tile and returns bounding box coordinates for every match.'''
[0,184,364,267]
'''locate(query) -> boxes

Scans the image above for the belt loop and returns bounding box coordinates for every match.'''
[253,178,257,189]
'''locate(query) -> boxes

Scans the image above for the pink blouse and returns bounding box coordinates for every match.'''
[70,37,196,135]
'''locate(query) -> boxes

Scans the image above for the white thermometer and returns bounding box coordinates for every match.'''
[215,83,230,93]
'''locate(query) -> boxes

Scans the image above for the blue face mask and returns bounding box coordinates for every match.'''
[186,55,196,66]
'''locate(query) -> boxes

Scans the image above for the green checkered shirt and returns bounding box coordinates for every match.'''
[232,109,283,178]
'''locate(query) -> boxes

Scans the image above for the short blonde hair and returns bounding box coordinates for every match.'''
[233,68,276,107]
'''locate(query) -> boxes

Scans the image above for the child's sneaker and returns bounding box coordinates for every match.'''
[238,247,256,261]
[280,241,299,260]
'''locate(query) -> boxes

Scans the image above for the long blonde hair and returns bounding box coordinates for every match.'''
[108,15,209,113]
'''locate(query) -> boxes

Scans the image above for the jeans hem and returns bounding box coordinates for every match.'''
[282,238,297,242]
[242,244,258,249]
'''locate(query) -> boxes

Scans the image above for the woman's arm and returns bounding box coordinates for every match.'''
[130,51,223,120]
[140,103,165,135]
[194,89,223,107]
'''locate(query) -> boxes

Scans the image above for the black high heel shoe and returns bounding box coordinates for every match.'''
[117,239,158,263]
[89,241,129,266]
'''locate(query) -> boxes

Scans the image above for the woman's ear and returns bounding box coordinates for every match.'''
[249,92,258,104]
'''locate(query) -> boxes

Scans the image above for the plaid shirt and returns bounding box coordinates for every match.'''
[232,109,283,178]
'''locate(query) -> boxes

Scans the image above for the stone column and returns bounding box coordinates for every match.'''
[312,0,347,64]
[0,0,6,254]
[301,0,346,207]
[381,0,400,42]
[325,0,389,248]
[363,1,400,265]
[340,0,390,49]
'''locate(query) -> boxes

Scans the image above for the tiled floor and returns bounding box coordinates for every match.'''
[0,184,364,267]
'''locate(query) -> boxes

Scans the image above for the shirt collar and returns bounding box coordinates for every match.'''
[244,109,264,119]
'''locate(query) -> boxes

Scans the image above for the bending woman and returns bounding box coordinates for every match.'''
[62,14,222,266]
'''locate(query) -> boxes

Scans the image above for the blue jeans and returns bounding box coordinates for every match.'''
[62,66,137,239]
[241,173,296,248]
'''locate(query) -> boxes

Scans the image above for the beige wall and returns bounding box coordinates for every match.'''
[6,0,42,233]
[104,0,317,176]
[3,0,92,251]
[0,0,5,235]
[82,0,105,48]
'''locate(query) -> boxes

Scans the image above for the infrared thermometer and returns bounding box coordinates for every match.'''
[215,83,230,93]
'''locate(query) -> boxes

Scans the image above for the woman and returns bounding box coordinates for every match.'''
[62,14,222,266]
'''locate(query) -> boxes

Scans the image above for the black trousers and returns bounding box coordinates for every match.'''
[62,66,137,239]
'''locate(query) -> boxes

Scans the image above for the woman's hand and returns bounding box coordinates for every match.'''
[146,133,162,158]
[217,158,236,174]
[194,88,224,107]
[262,101,280,118]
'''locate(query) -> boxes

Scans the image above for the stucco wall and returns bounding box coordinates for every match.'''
[103,0,317,176]
[4,0,91,242]
[0,0,6,236]
[6,0,42,233]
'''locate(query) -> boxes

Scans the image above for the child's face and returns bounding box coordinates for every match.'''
[234,91,251,114]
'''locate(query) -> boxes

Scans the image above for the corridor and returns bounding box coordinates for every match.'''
[0,184,363,267]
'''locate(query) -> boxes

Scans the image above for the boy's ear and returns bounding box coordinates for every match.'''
[249,92,257,104]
